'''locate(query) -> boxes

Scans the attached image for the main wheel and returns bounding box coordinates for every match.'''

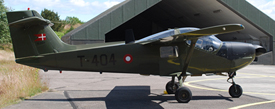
[175,87,192,103]
[229,84,243,98]
[166,81,179,94]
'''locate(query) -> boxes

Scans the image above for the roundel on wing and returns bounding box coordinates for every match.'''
[124,54,133,64]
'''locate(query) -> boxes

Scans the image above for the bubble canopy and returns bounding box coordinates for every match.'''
[137,27,223,53]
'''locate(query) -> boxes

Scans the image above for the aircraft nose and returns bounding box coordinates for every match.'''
[254,45,266,56]
[216,42,266,71]
[217,42,266,60]
[224,42,255,60]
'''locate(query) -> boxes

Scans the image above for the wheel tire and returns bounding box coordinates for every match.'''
[166,81,179,94]
[229,84,243,98]
[175,87,192,103]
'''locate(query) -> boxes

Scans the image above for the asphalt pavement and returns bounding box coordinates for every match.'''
[5,65,275,109]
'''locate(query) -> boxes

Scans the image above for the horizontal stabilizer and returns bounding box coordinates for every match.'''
[9,16,52,27]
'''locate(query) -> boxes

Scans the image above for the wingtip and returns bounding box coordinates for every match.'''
[238,24,245,28]
[240,24,243,27]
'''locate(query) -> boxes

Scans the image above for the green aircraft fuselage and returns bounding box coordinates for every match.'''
[7,10,262,77]
[16,40,254,76]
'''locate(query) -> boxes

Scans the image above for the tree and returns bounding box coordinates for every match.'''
[65,16,84,25]
[41,8,64,32]
[0,0,11,43]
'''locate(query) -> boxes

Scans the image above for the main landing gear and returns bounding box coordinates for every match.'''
[166,76,192,103]
[165,72,243,103]
[227,72,243,98]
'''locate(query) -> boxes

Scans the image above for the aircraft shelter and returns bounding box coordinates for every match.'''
[62,0,275,65]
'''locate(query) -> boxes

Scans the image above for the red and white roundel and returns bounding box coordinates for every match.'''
[124,54,133,64]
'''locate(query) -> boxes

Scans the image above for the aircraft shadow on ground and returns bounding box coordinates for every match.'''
[26,86,233,108]
[192,94,233,102]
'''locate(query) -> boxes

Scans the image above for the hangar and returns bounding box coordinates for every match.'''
[61,0,275,65]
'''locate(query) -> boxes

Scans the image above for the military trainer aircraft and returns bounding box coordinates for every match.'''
[7,10,266,103]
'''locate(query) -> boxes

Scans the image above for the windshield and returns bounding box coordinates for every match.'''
[187,35,222,53]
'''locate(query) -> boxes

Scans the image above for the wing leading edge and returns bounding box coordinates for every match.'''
[137,24,245,44]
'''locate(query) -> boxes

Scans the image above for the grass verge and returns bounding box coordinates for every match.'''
[0,44,48,108]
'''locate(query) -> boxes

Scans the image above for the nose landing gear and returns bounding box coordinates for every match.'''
[227,72,243,98]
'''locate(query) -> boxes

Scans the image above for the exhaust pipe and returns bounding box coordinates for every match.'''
[254,45,266,57]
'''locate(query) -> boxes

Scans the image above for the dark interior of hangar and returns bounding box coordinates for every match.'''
[105,1,197,42]
[106,0,206,42]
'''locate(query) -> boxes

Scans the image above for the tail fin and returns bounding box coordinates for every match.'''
[7,10,75,59]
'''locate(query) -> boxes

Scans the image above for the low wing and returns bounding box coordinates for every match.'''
[138,24,245,44]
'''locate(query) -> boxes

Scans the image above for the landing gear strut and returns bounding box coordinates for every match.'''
[165,76,179,94]
[227,72,243,98]
[166,39,196,103]
[166,76,192,103]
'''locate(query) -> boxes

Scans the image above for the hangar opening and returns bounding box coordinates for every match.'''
[62,0,275,64]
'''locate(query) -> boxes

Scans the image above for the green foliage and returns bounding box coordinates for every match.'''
[41,8,64,32]
[65,16,84,25]
[55,31,64,39]
[0,0,11,43]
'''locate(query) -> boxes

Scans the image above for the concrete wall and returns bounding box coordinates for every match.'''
[221,0,275,39]
[253,52,273,65]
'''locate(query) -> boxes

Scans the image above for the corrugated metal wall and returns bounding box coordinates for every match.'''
[221,0,275,41]
[70,0,162,41]
[65,0,275,43]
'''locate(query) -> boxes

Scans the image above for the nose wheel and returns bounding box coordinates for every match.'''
[229,84,243,98]
[227,72,243,98]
